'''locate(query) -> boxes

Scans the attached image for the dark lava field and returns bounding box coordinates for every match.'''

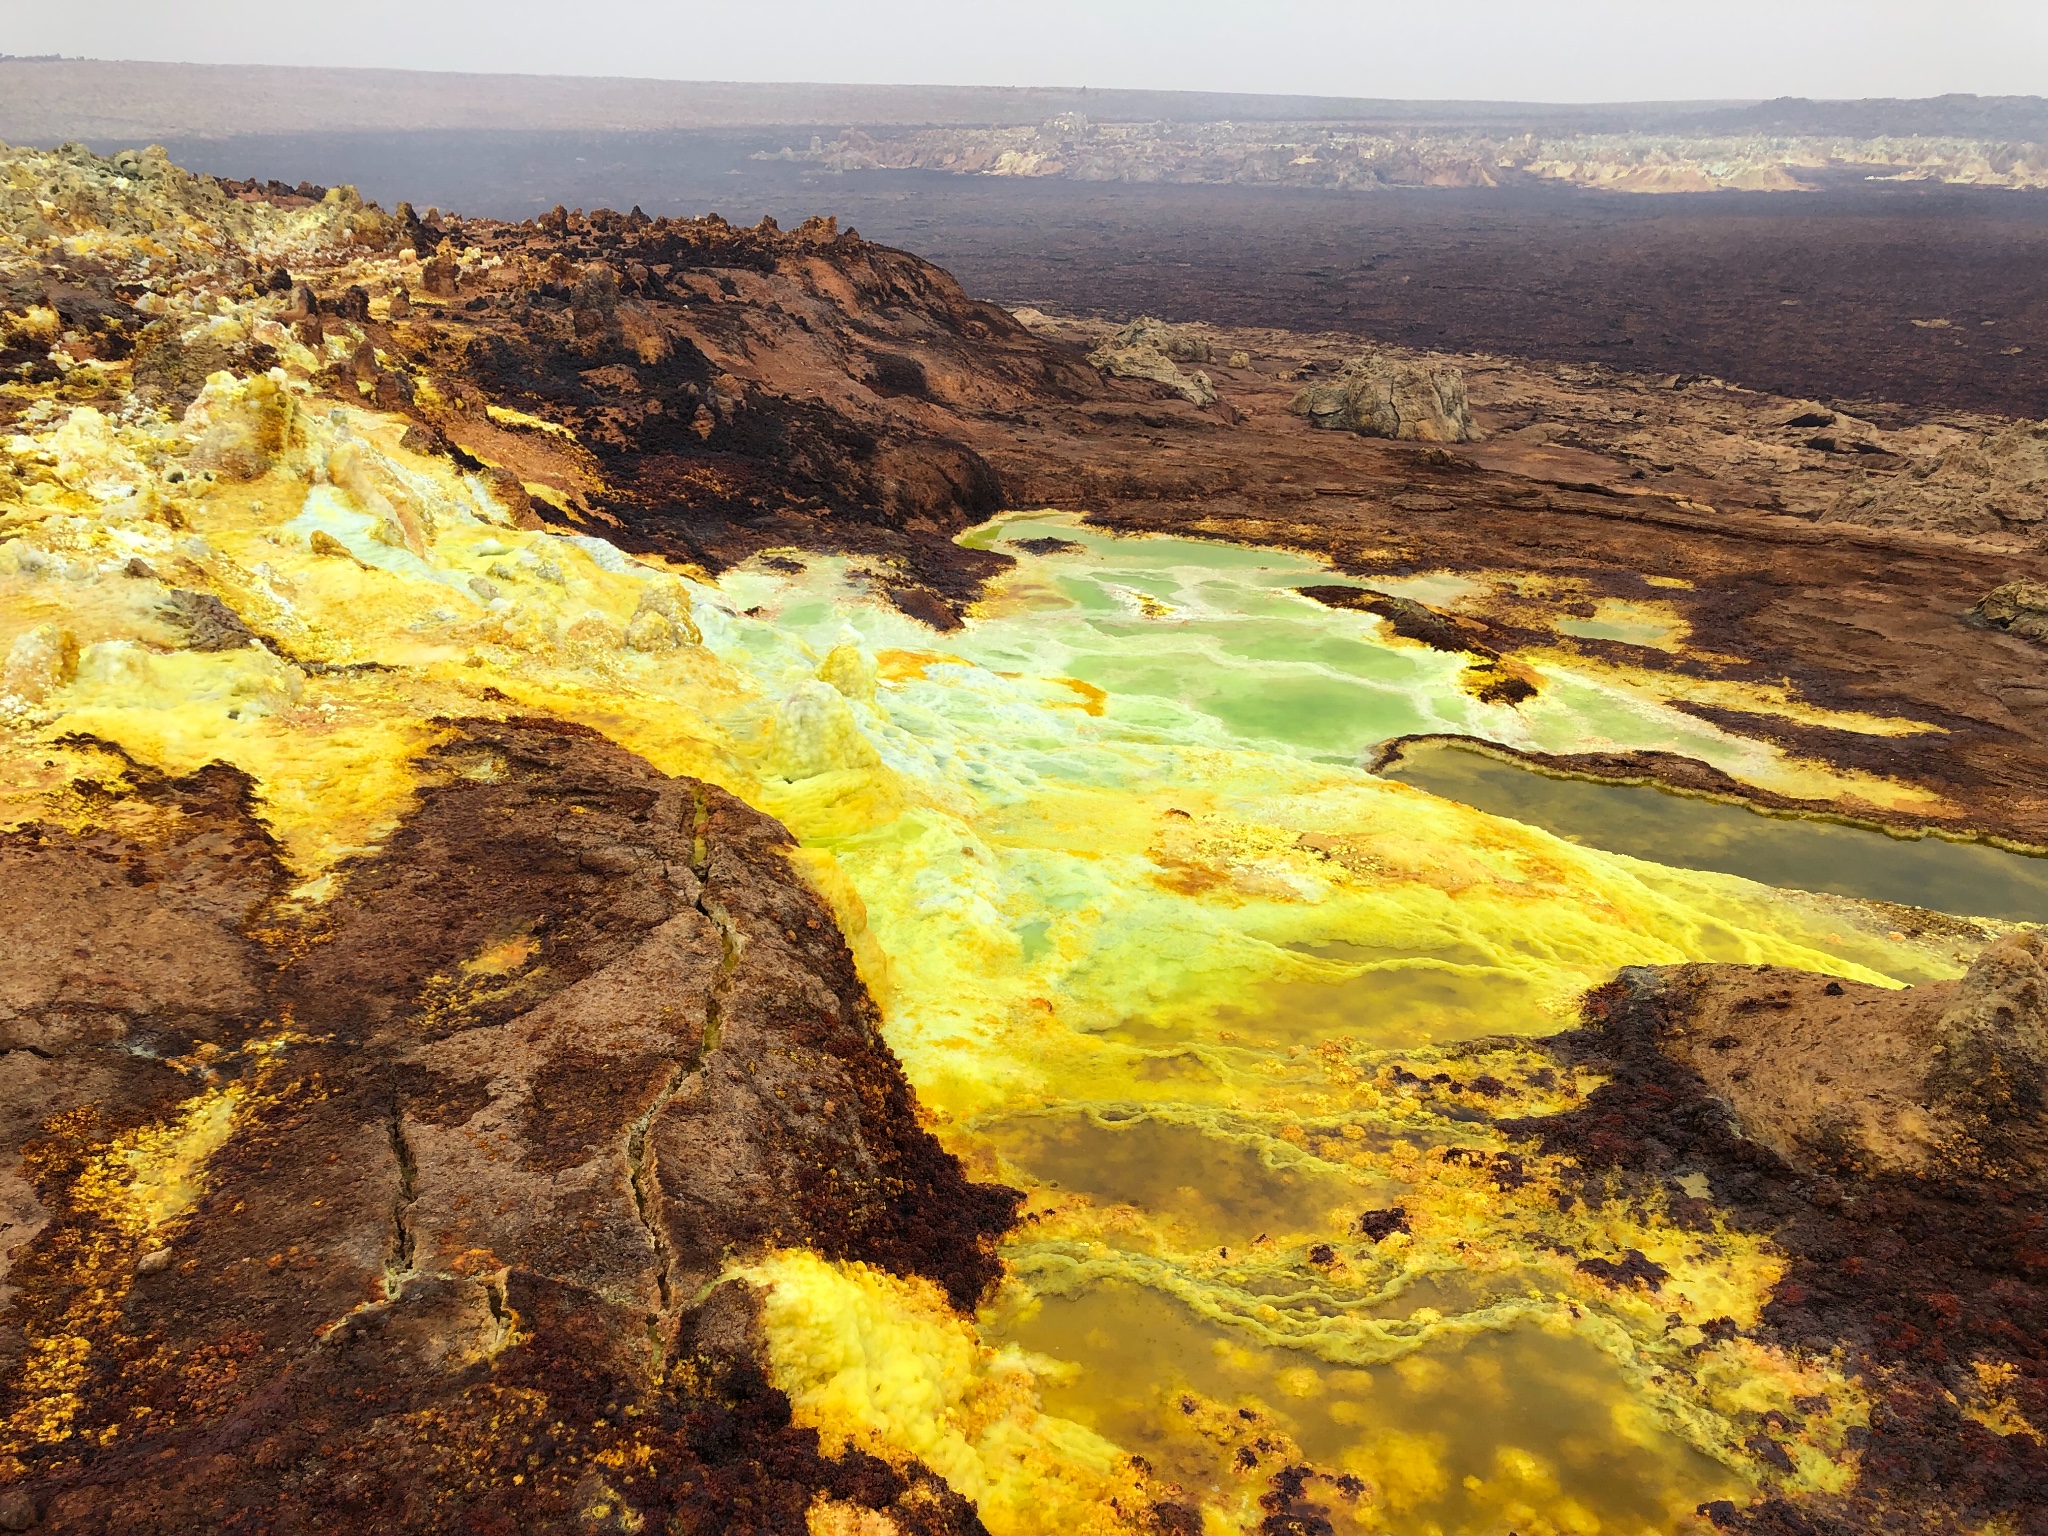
[142,129,2048,417]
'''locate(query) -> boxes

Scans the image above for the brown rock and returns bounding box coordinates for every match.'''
[0,721,1015,1531]
[127,327,233,410]
[1973,579,2048,642]
[1087,316,1218,405]
[479,465,544,530]
[1926,931,2048,1148]
[420,240,460,298]
[1289,354,1479,442]
[1647,937,2048,1179]
[155,589,259,651]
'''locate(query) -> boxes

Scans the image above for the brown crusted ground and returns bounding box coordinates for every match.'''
[275,202,2048,841]
[324,202,1102,624]
[1509,965,2048,1536]
[0,719,1018,1534]
[988,320,2048,845]
[25,180,2046,838]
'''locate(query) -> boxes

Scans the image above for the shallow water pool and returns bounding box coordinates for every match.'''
[702,514,1945,1532]
[1382,737,2048,923]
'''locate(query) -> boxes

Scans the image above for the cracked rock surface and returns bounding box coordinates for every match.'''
[0,718,1015,1533]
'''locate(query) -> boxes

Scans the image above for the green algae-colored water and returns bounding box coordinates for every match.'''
[1383,737,2048,924]
[702,513,1999,1533]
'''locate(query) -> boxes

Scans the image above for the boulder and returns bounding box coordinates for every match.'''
[1972,579,2048,642]
[419,239,460,298]
[1926,930,2048,1137]
[1644,932,2048,1179]
[1288,354,1479,442]
[1086,316,1218,406]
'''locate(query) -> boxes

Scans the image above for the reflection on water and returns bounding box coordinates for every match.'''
[987,1280,1744,1536]
[1383,738,2048,923]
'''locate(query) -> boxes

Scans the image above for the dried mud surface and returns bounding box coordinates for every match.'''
[0,719,1016,1533]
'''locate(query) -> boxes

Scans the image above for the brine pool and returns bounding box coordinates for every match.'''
[1380,738,2048,925]
[698,512,2037,1536]
[44,448,2040,1536]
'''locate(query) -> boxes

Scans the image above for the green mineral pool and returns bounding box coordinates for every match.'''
[1379,737,2048,924]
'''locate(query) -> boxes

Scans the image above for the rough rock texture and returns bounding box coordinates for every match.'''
[1512,968,2048,1535]
[1828,421,2048,539]
[1296,586,1536,704]
[1974,579,2048,643]
[1649,936,2048,1180]
[1925,932,2048,1163]
[362,206,1104,624]
[1286,355,1477,442]
[1084,316,1218,406]
[0,720,1016,1533]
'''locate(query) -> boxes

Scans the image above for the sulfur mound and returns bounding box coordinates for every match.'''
[1287,354,1479,442]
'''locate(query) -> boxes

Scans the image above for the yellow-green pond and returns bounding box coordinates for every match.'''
[15,399,2040,1535]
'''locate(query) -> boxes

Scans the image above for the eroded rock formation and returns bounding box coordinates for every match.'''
[1974,579,2048,643]
[1287,355,1477,442]
[1640,934,2048,1180]
[1827,420,2048,538]
[0,720,1016,1532]
[1084,316,1218,406]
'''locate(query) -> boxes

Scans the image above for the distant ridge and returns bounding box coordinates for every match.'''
[1703,94,2048,140]
[5,59,2038,153]
[0,57,1754,142]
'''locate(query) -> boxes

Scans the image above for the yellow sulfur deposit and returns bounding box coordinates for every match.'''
[737,1249,1151,1536]
[4,356,2000,1530]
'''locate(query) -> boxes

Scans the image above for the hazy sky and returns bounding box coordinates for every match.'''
[8,0,2045,102]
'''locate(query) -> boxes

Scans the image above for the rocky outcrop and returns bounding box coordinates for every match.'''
[1973,579,2048,642]
[1085,316,1218,405]
[1612,935,2048,1182]
[0,141,1113,627]
[1498,954,2048,1528]
[758,117,2048,195]
[1512,963,2048,1536]
[362,207,1106,621]
[0,720,1016,1533]
[1827,420,2048,541]
[1926,931,2048,1164]
[1287,355,1478,442]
